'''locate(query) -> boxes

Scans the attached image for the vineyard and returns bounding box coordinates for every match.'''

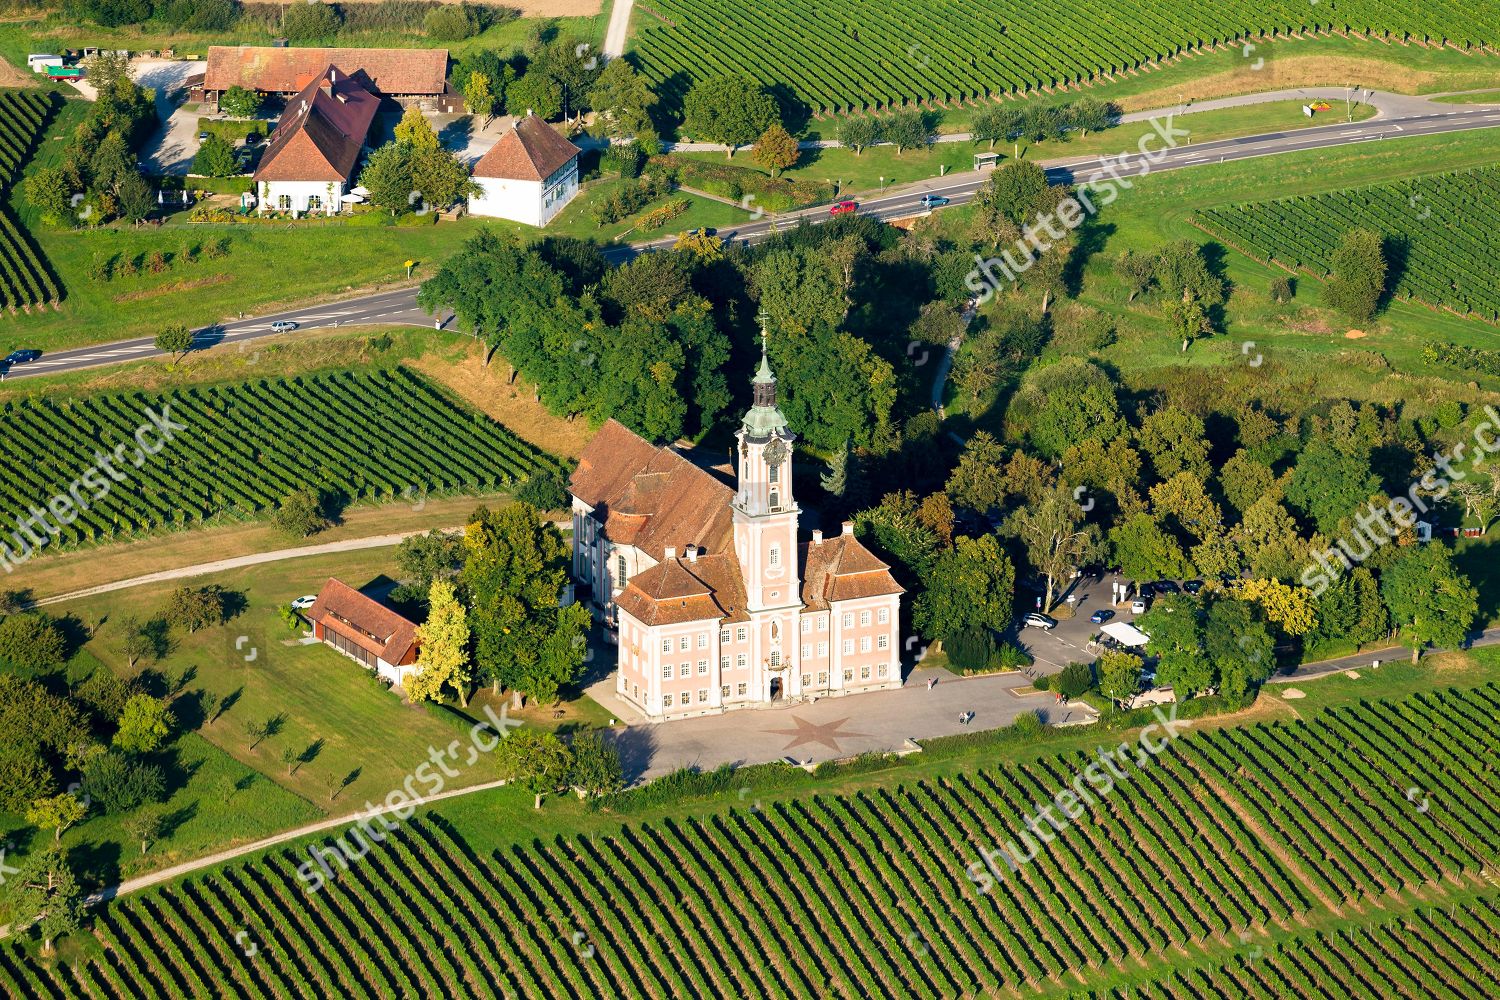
[0,368,560,548]
[1195,166,1500,321]
[1,684,1495,997]
[0,89,62,311]
[632,0,1500,114]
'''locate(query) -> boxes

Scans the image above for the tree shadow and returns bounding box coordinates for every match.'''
[211,685,242,725]
[68,836,122,892]
[298,738,326,771]
[437,115,474,150]
[602,725,658,785]
[1380,234,1410,311]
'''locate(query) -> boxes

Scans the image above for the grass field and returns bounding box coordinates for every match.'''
[1,661,1494,996]
[682,100,1379,199]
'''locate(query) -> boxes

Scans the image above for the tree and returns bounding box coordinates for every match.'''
[81,750,165,813]
[971,103,1019,149]
[1379,545,1479,662]
[588,58,656,140]
[836,115,880,155]
[219,85,262,118]
[1166,288,1211,353]
[682,73,778,155]
[1449,477,1500,534]
[463,71,496,120]
[1055,661,1093,699]
[10,846,82,954]
[1067,97,1115,135]
[1237,578,1318,637]
[26,793,87,843]
[114,694,172,755]
[1324,227,1387,324]
[407,580,473,706]
[394,104,441,152]
[1204,598,1275,701]
[1110,513,1191,587]
[155,323,195,363]
[1139,407,1210,480]
[507,70,564,122]
[913,534,1015,640]
[497,728,572,808]
[1285,438,1379,537]
[273,488,328,537]
[1012,358,1126,459]
[25,166,75,225]
[883,110,929,154]
[411,143,478,213]
[1096,650,1143,707]
[393,529,464,603]
[753,123,799,177]
[192,133,239,177]
[1139,595,1213,696]
[359,142,416,215]
[463,503,590,708]
[123,805,166,855]
[1005,484,1100,613]
[117,615,154,671]
[567,732,623,796]
[1313,566,1389,650]
[425,3,481,40]
[163,586,224,633]
[0,612,68,670]
[974,159,1050,227]
[1114,250,1156,301]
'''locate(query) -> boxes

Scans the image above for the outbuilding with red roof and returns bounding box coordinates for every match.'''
[467,113,582,227]
[306,577,422,689]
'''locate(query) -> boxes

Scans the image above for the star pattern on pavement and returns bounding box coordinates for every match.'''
[763,715,871,753]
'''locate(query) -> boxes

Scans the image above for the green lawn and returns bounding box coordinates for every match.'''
[1431,89,1500,104]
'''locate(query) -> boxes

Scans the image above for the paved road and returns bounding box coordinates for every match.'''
[9,99,1500,380]
[602,0,634,57]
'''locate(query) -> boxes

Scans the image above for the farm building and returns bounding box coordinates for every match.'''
[306,577,421,689]
[203,45,458,111]
[253,65,378,216]
[468,113,582,227]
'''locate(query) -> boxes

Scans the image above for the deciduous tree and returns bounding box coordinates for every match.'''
[408,580,474,706]
[682,73,778,155]
[1324,227,1387,324]
[114,694,172,755]
[752,123,799,176]
[1379,544,1478,662]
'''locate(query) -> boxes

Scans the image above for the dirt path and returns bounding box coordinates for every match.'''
[603,0,634,57]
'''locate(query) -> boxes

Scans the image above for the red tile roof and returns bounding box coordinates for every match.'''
[616,552,751,626]
[473,113,581,182]
[255,65,378,183]
[800,530,904,610]
[205,45,448,96]
[571,420,734,562]
[307,578,419,665]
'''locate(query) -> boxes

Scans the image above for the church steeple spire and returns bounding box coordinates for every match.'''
[744,310,788,437]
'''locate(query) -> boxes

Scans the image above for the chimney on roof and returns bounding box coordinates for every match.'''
[841,521,854,537]
[686,546,698,563]
[664,546,677,561]
[330,68,336,83]
[812,529,823,545]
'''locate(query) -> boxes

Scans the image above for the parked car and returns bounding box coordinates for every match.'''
[1155,580,1180,594]
[1089,609,1114,625]
[1183,579,1205,595]
[290,595,318,610]
[2,348,41,366]
[1130,599,1149,615]
[270,320,298,333]
[829,200,858,215]
[198,130,211,142]
[683,227,717,237]
[919,194,951,207]
[1023,612,1057,631]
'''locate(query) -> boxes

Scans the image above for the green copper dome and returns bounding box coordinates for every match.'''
[742,345,789,438]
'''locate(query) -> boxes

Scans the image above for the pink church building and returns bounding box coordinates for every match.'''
[568,353,904,721]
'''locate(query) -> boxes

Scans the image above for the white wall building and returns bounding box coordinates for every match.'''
[254,65,377,217]
[468,113,581,227]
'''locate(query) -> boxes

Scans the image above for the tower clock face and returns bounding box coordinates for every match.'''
[763,438,788,468]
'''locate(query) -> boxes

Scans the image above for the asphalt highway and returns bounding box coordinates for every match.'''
[8,102,1500,381]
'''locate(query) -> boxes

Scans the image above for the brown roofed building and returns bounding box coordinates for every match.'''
[570,347,903,723]
[468,113,582,227]
[204,45,453,109]
[253,65,378,216]
[307,578,421,689]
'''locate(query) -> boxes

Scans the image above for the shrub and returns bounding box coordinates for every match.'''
[516,470,567,510]
[1033,674,1051,691]
[273,488,329,537]
[994,642,1032,669]
[75,668,137,724]
[1008,709,1044,739]
[945,626,998,673]
[1056,661,1094,700]
[638,197,690,230]
[424,3,479,39]
[1269,274,1294,303]
[0,613,69,670]
[281,0,341,41]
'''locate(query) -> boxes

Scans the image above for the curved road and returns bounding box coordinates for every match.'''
[8,97,1500,382]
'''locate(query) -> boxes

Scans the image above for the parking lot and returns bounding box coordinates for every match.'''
[1014,574,1157,674]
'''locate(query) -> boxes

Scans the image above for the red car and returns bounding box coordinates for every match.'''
[829,200,858,215]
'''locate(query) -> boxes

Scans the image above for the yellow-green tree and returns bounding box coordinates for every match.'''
[408,579,473,706]
[394,104,441,151]
[26,792,86,843]
[1238,577,1318,636]
[464,71,495,120]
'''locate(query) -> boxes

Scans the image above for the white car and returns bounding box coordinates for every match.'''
[290,594,318,610]
[1130,599,1148,615]
[1023,613,1057,631]
[270,320,298,333]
